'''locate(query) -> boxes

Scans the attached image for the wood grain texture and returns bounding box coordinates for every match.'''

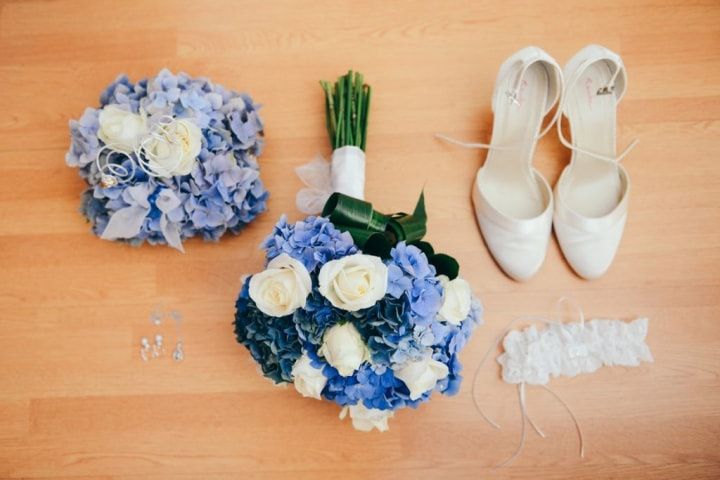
[1,0,719,478]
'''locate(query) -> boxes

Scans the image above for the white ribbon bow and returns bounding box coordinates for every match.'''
[100,185,185,252]
[295,145,366,214]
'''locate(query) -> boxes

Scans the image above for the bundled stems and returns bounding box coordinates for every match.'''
[320,70,371,151]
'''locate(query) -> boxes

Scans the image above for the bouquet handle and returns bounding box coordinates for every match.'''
[331,145,365,200]
[296,70,371,215]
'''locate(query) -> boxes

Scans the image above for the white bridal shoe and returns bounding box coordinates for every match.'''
[554,45,638,279]
[439,47,563,281]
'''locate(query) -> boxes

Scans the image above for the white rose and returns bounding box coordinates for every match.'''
[291,352,327,400]
[97,105,148,153]
[318,322,369,377]
[143,118,202,176]
[318,254,388,311]
[249,254,312,317]
[437,275,472,325]
[340,404,394,432]
[394,355,449,400]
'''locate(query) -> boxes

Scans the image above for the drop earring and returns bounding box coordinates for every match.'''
[171,310,185,363]
[150,308,163,326]
[152,333,164,358]
[140,337,151,362]
[172,341,184,362]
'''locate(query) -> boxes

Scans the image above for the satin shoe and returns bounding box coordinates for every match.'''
[554,44,638,280]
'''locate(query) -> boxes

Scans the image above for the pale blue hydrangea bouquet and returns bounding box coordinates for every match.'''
[66,69,268,251]
[234,72,483,431]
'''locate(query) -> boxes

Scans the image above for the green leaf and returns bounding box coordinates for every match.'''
[321,192,460,275]
[321,192,427,258]
[429,253,460,280]
[411,241,435,257]
[363,232,392,258]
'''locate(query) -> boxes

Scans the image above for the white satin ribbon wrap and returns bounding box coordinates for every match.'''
[295,145,366,214]
[100,185,184,252]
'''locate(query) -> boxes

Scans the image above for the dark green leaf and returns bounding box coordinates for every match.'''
[411,241,435,257]
[429,253,460,280]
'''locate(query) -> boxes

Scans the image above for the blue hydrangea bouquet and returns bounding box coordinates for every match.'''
[234,71,483,431]
[66,69,268,251]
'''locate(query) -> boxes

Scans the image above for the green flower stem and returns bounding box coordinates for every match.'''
[320,70,371,151]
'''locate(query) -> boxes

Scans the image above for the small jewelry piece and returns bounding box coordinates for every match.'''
[100,174,119,188]
[152,334,164,358]
[596,84,615,95]
[95,145,136,188]
[172,341,184,362]
[150,309,163,326]
[140,337,151,362]
[170,310,185,363]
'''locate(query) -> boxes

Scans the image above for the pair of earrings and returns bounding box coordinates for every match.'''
[140,309,184,363]
[140,334,165,362]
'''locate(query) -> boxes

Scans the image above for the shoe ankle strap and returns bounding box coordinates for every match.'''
[557,52,638,165]
[435,104,561,152]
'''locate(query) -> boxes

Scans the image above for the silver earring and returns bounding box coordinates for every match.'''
[172,341,184,362]
[170,310,184,362]
[140,337,151,362]
[150,309,163,326]
[152,334,164,358]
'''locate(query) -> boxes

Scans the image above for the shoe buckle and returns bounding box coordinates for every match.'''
[505,90,520,105]
[596,84,615,95]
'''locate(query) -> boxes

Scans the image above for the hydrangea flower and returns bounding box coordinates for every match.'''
[234,216,484,430]
[261,215,356,272]
[234,278,302,384]
[66,69,268,248]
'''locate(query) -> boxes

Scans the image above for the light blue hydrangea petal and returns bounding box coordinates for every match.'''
[100,205,148,240]
[160,215,184,253]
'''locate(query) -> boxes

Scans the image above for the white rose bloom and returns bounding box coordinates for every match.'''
[394,355,449,400]
[437,275,472,325]
[291,352,327,400]
[318,322,369,377]
[143,118,202,177]
[318,254,388,311]
[340,404,394,432]
[249,254,312,317]
[97,105,148,153]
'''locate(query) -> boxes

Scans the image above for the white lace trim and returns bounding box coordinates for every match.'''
[497,317,653,386]
[472,301,653,466]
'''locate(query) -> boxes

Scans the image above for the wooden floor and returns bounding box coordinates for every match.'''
[1,0,719,478]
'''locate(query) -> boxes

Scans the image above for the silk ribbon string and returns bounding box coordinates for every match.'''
[471,299,587,467]
[471,314,552,432]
